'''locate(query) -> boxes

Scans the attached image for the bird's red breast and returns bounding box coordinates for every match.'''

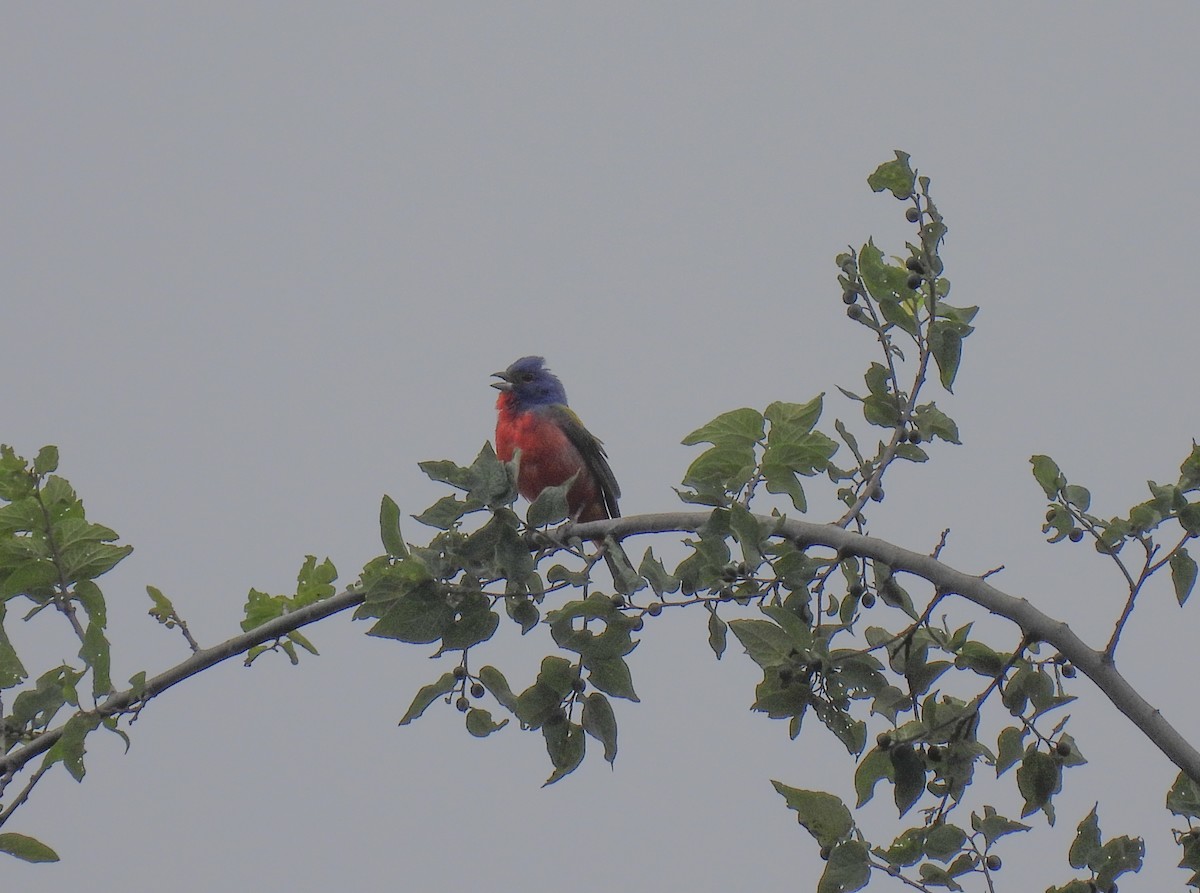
[495,391,608,521]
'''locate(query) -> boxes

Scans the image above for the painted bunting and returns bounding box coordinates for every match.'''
[491,355,621,523]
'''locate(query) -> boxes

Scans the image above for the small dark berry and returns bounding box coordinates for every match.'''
[470,683,485,699]
[842,288,860,305]
[630,616,645,631]
[611,594,626,608]
[861,591,876,608]
[819,845,832,860]
[453,666,467,680]
[909,429,922,444]
[870,486,884,502]
[876,732,893,750]
[927,745,943,762]
[985,854,1002,871]
[905,256,923,272]
[847,305,863,320]
[1055,740,1072,757]
[1062,663,1076,678]
[571,678,586,694]
[646,602,663,617]
[456,696,470,712]
[1069,528,1084,543]
[849,582,865,598]
[905,273,923,291]
[905,207,921,223]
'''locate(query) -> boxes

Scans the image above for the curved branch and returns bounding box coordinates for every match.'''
[4,510,1197,789]
[575,512,1200,782]
[0,588,366,777]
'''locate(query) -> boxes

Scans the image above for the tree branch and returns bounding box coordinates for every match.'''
[575,512,1200,782]
[4,510,1197,790]
[0,588,366,778]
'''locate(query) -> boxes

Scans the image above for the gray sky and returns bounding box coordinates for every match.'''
[4,5,1198,890]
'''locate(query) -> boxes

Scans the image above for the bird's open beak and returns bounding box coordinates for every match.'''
[490,370,513,391]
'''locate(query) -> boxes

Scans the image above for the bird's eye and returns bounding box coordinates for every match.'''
[520,373,535,383]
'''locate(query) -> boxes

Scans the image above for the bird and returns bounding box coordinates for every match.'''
[491,355,621,524]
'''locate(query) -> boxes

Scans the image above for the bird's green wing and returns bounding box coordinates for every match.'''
[548,404,621,518]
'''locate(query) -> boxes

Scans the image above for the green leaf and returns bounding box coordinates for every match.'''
[584,656,639,702]
[379,495,408,558]
[772,782,853,847]
[818,840,871,893]
[33,445,60,476]
[916,863,962,891]
[438,601,500,653]
[465,708,508,738]
[1170,548,1197,606]
[80,622,112,697]
[61,541,134,583]
[1094,834,1144,890]
[1031,455,1065,499]
[366,583,453,644]
[44,712,102,782]
[707,609,728,659]
[412,495,479,530]
[867,150,915,199]
[928,320,962,391]
[478,666,519,714]
[681,444,757,494]
[0,832,59,863]
[890,744,926,817]
[526,478,572,527]
[465,443,515,507]
[1017,750,1062,821]
[682,408,765,447]
[765,396,824,434]
[505,596,540,634]
[955,641,1006,677]
[913,402,961,445]
[996,726,1025,776]
[923,824,966,861]
[146,585,177,626]
[1176,502,1200,535]
[1,558,59,599]
[294,555,337,606]
[729,619,794,668]
[398,672,457,725]
[0,603,27,688]
[854,747,893,807]
[1068,805,1101,869]
[542,720,585,786]
[1167,771,1200,819]
[417,458,474,490]
[895,443,929,462]
[971,805,1030,847]
[639,548,681,597]
[1062,484,1091,512]
[547,596,636,660]
[580,692,618,764]
[859,240,913,310]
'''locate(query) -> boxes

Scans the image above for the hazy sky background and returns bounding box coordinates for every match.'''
[4,5,1197,890]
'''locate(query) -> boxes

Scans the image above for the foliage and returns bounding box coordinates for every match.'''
[0,154,1196,892]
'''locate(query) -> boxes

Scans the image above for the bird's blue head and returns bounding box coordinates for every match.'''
[491,355,569,408]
